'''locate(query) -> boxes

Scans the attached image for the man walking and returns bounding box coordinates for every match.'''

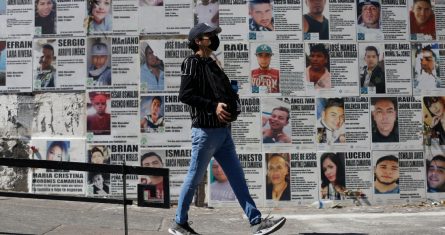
[170,23,286,235]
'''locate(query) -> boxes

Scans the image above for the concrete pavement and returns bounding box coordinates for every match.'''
[0,197,444,235]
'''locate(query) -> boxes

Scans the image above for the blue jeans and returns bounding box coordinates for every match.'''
[175,127,262,225]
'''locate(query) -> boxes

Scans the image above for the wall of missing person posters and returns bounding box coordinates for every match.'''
[0,0,444,206]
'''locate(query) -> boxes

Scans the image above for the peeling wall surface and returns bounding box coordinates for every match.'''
[0,138,29,191]
[0,93,85,193]
[32,93,85,137]
[0,95,20,138]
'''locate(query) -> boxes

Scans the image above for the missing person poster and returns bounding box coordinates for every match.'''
[85,144,140,198]
[247,0,302,42]
[6,0,33,38]
[86,90,140,145]
[316,97,370,151]
[139,39,192,94]
[408,0,438,41]
[302,0,356,41]
[140,95,192,148]
[288,97,316,150]
[318,152,373,202]
[193,0,219,29]
[261,97,316,151]
[240,152,264,207]
[263,152,294,207]
[412,42,444,96]
[0,40,33,93]
[232,97,262,152]
[371,97,423,151]
[29,138,86,195]
[344,151,373,203]
[110,36,139,87]
[380,0,409,40]
[425,148,445,199]
[305,43,359,97]
[249,42,307,96]
[208,157,238,207]
[373,151,426,204]
[422,96,445,148]
[87,37,139,89]
[217,41,250,95]
[261,98,294,152]
[208,152,265,207]
[34,0,86,37]
[110,0,139,35]
[107,143,139,198]
[218,0,249,41]
[277,42,306,96]
[139,0,193,36]
[289,151,319,205]
[302,0,330,41]
[86,144,111,197]
[139,150,166,202]
[86,37,112,88]
[157,149,189,202]
[249,42,281,96]
[33,38,86,91]
[359,43,412,96]
[357,0,408,41]
[85,0,138,36]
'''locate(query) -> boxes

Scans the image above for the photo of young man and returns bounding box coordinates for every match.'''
[371,97,399,143]
[262,106,291,144]
[251,44,280,94]
[374,155,399,194]
[88,41,112,86]
[140,96,165,132]
[248,0,274,31]
[303,0,329,40]
[140,151,165,201]
[360,45,385,94]
[427,155,445,193]
[413,45,440,90]
[356,0,383,40]
[410,0,436,40]
[317,98,346,144]
[87,92,111,135]
[35,43,56,88]
[306,43,330,89]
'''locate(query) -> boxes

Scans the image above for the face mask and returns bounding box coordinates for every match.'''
[208,35,220,51]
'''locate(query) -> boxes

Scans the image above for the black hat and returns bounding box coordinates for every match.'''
[188,23,221,41]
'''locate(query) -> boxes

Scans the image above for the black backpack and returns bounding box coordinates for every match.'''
[203,59,241,122]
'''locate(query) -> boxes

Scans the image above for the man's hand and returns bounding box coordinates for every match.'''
[216,102,231,123]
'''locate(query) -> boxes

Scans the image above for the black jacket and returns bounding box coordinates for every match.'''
[372,126,399,143]
[179,55,230,128]
[360,65,386,94]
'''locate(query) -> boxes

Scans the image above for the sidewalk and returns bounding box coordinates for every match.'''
[0,197,444,235]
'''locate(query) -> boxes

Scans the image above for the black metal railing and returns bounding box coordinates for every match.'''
[0,157,170,234]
